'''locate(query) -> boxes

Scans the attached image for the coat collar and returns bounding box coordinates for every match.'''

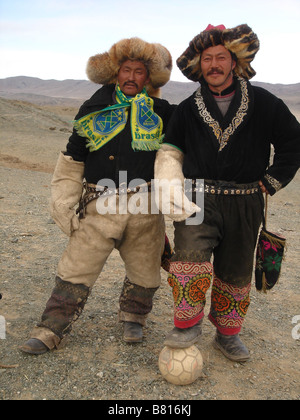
[192,77,254,152]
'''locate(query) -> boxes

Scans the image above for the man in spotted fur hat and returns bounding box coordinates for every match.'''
[155,24,300,361]
[20,38,175,354]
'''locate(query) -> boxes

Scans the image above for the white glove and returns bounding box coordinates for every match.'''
[50,152,84,236]
[154,145,201,222]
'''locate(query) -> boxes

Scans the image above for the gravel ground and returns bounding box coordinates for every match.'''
[0,165,299,401]
[0,98,299,401]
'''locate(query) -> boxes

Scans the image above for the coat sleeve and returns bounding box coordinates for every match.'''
[65,103,90,163]
[263,99,300,195]
[64,86,108,162]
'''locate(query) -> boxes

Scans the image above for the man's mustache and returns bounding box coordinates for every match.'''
[124,81,138,88]
[207,68,224,76]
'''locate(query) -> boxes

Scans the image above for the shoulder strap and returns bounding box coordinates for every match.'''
[264,193,268,227]
[259,192,268,229]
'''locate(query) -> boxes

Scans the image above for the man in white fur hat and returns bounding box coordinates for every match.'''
[155,24,300,362]
[20,38,175,355]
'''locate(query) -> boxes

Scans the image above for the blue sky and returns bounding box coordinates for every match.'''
[0,0,299,84]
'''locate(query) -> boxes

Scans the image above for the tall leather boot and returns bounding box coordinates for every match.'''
[20,276,90,354]
[119,277,159,343]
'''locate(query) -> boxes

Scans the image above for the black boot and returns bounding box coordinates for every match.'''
[164,320,203,349]
[213,331,250,362]
[19,338,49,355]
[123,322,143,343]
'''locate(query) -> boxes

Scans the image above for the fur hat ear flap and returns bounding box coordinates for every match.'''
[176,40,203,82]
[86,52,118,85]
[223,24,260,79]
[149,44,172,88]
[86,37,172,96]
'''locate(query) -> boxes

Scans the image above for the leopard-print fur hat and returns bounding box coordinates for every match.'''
[177,24,260,81]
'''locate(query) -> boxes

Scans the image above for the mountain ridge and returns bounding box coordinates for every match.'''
[0,76,299,115]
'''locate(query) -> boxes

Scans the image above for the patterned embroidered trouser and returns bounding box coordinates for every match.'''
[168,189,263,335]
[209,277,251,335]
[168,261,213,328]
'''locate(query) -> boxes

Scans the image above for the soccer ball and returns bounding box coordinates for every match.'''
[159,345,203,386]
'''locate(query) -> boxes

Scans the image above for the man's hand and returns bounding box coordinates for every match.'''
[258,180,269,195]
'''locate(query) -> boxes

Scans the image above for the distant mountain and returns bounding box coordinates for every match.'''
[0,76,96,107]
[0,76,299,115]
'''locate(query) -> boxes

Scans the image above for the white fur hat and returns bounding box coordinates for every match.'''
[86,37,173,97]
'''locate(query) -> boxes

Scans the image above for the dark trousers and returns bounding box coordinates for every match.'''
[168,188,264,335]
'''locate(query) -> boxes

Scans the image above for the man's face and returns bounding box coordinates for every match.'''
[201,45,236,93]
[118,60,150,96]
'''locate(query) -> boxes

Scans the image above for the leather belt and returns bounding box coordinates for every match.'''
[76,182,152,219]
[191,180,260,195]
[84,182,152,196]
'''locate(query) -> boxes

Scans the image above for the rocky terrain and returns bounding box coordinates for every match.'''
[0,86,299,401]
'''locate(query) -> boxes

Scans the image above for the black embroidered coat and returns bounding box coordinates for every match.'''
[164,77,300,195]
[66,84,176,186]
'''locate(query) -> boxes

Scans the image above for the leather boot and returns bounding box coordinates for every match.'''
[119,277,159,331]
[19,338,49,355]
[164,320,203,349]
[20,277,90,354]
[213,331,250,362]
[123,322,143,343]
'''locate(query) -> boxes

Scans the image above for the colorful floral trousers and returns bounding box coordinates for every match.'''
[168,190,263,335]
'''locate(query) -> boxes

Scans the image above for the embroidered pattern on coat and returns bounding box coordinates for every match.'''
[264,174,282,192]
[194,77,250,151]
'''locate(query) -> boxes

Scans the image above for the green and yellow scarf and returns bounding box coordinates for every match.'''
[74,84,164,152]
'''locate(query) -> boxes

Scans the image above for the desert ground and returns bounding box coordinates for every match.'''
[0,96,299,401]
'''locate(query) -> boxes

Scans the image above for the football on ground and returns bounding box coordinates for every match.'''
[159,345,203,386]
